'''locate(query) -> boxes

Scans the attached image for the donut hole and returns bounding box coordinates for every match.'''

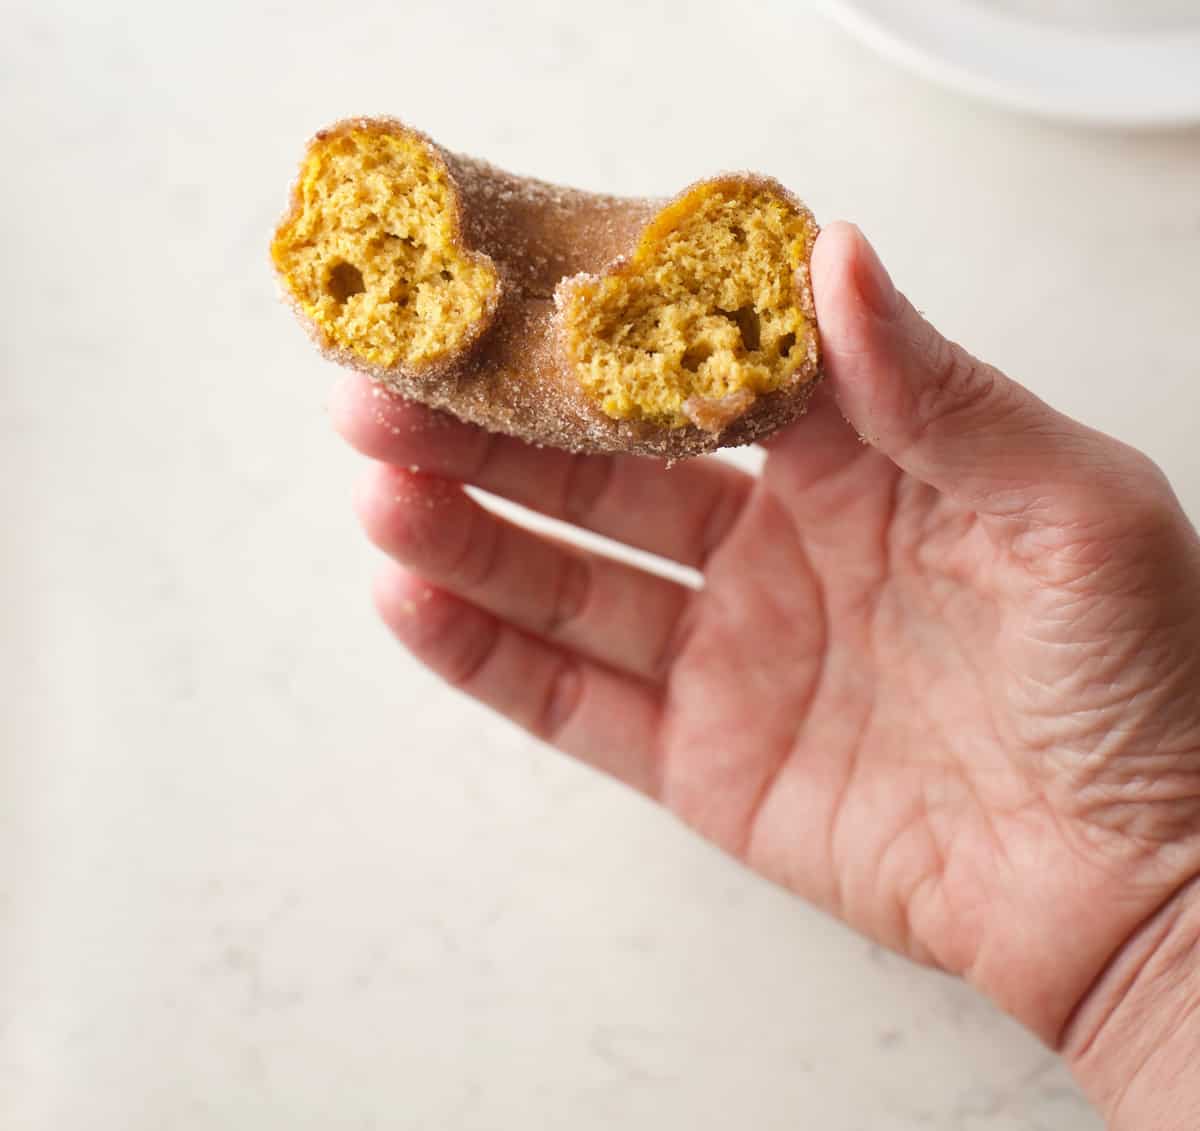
[271,126,498,368]
[562,181,817,430]
[326,261,365,303]
[720,304,761,352]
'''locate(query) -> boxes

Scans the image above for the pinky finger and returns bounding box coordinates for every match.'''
[374,564,663,796]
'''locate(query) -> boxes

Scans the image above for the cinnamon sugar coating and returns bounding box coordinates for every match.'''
[272,117,821,458]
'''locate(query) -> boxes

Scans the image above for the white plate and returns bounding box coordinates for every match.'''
[821,0,1200,127]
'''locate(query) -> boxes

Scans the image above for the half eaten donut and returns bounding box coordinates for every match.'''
[271,118,820,459]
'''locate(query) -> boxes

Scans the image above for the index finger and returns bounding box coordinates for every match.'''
[330,372,753,570]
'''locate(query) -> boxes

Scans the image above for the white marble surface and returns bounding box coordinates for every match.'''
[4,2,1199,1127]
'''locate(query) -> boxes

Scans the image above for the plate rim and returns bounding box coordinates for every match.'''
[821,0,1200,128]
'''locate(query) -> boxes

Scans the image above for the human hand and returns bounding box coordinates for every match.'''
[332,223,1200,1127]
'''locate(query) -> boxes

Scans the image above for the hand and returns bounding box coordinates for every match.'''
[331,223,1200,1125]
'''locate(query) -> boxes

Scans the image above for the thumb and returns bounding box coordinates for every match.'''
[811,222,1134,529]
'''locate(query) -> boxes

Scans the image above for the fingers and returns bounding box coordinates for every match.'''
[374,565,662,794]
[811,222,1141,529]
[356,463,692,682]
[330,372,752,568]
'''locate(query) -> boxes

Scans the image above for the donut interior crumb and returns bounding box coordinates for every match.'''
[271,127,498,369]
[561,181,817,430]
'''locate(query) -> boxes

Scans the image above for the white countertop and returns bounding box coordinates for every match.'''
[5,2,1199,1127]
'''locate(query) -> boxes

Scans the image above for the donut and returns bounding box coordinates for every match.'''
[271,117,821,458]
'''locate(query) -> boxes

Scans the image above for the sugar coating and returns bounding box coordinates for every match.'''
[270,117,822,460]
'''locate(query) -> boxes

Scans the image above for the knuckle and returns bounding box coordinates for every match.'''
[1085,445,1179,532]
[648,595,697,682]
[360,468,421,547]
[450,506,502,590]
[442,610,502,690]
[561,453,615,523]
[544,555,590,636]
[535,659,583,743]
[469,429,499,481]
[692,477,749,566]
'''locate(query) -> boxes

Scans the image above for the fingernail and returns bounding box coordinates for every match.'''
[854,228,900,320]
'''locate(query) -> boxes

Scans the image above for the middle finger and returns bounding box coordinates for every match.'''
[332,372,753,569]
[356,462,693,682]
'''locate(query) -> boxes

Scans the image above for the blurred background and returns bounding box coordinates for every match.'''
[3,2,1198,1128]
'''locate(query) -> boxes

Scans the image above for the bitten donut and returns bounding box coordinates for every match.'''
[271,117,821,458]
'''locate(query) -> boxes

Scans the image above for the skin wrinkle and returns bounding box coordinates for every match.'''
[663,491,817,848]
[1067,749,1200,849]
[862,477,1038,978]
[1054,537,1181,600]
[1049,731,1200,844]
[892,343,1090,540]
[652,470,763,691]
[1026,500,1186,589]
[891,795,946,967]
[822,701,870,925]
[542,553,591,638]
[1021,627,1200,770]
[648,590,698,685]
[1075,684,1194,762]
[892,329,981,446]
[859,614,1017,960]
[912,503,983,582]
[738,544,829,861]
[451,502,689,680]
[453,488,505,592]
[893,475,958,571]
[466,413,501,484]
[1049,797,1134,893]
[767,421,875,502]
[1108,1018,1199,1129]
[822,475,899,930]
[694,475,753,569]
[560,449,616,528]
[905,340,1001,459]
[651,587,728,820]
[532,529,690,681]
[1024,655,1159,710]
[536,655,585,744]
[1020,596,1188,682]
[942,798,1018,979]
[1060,874,1200,1076]
[377,478,674,680]
[1011,614,1200,846]
[442,599,504,692]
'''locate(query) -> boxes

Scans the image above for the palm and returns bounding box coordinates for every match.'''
[658,414,1200,1037]
[661,433,1002,938]
[335,223,1200,1045]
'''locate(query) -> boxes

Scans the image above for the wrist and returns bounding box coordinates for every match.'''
[1063,873,1200,1129]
